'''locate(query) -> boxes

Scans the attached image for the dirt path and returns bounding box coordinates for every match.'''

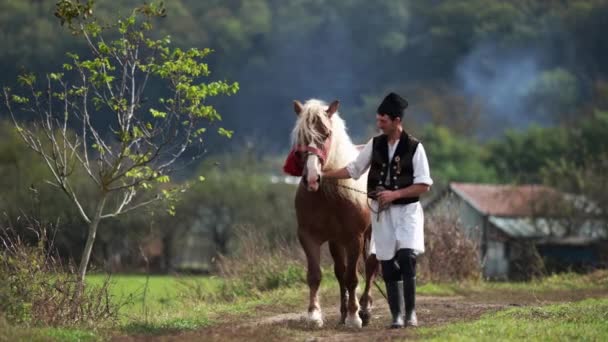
[114,288,608,342]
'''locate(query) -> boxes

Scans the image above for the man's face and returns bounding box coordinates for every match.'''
[376,114,400,135]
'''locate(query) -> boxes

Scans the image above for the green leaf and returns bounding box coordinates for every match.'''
[98,42,111,54]
[49,73,64,81]
[10,95,29,104]
[156,175,170,183]
[85,22,102,37]
[218,127,234,138]
[17,73,36,86]
[194,127,206,137]
[150,108,167,118]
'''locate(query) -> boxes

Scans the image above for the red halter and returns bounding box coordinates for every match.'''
[283,134,332,177]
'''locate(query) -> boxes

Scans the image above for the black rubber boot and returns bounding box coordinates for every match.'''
[404,276,418,327]
[385,281,405,328]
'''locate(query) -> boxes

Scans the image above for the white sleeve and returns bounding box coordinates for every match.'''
[412,143,433,186]
[345,139,373,180]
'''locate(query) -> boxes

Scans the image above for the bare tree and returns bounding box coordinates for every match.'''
[2,1,238,285]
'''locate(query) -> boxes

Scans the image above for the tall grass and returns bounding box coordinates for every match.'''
[419,210,481,282]
[0,218,123,327]
[208,225,307,301]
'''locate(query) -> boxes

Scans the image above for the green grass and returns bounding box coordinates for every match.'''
[418,282,458,296]
[419,270,608,296]
[0,319,100,342]
[87,274,223,317]
[85,274,310,335]
[4,271,606,340]
[482,271,608,292]
[37,327,100,342]
[417,297,608,341]
[87,271,608,335]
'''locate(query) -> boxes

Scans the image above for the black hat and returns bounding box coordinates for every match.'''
[377,92,408,118]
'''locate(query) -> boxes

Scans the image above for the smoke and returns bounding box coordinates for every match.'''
[216,9,366,155]
[456,42,545,134]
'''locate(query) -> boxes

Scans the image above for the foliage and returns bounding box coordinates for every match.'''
[1,1,608,147]
[169,151,297,263]
[0,219,123,327]
[420,208,482,283]
[485,111,608,225]
[486,125,570,182]
[213,227,306,301]
[3,1,238,282]
[421,124,497,186]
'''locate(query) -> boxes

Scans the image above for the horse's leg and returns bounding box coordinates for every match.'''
[359,252,379,326]
[298,232,323,328]
[329,241,348,325]
[344,237,364,328]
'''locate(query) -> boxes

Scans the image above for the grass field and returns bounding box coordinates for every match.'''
[2,271,607,341]
[418,297,608,341]
[87,273,311,335]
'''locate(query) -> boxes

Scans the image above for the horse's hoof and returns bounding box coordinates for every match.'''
[345,314,363,329]
[359,309,371,326]
[308,310,324,328]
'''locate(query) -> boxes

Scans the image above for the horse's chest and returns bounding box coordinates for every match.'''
[295,189,368,237]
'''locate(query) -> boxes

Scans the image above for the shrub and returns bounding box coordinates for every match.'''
[180,225,306,302]
[0,217,122,326]
[419,210,482,282]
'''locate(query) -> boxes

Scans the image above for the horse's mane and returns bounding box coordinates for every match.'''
[291,99,368,205]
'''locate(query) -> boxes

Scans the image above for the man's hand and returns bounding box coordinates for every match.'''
[377,190,398,207]
[376,184,431,207]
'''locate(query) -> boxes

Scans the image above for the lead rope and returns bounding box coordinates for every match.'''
[332,183,389,220]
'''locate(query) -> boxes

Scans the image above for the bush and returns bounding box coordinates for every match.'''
[186,226,306,302]
[0,218,122,326]
[419,210,482,282]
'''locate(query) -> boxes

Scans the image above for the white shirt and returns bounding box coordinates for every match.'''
[346,136,433,260]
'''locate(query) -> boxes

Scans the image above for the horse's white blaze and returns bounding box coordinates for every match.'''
[308,309,323,328]
[305,142,321,188]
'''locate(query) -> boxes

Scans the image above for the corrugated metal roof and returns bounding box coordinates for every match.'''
[450,183,564,217]
[489,216,607,241]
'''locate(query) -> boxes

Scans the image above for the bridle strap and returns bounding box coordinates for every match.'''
[295,134,332,166]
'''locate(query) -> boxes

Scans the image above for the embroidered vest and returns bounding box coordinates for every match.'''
[367,131,420,205]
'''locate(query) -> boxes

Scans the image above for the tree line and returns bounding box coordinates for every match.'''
[1,0,608,148]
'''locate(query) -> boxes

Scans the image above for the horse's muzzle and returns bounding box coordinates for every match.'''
[303,174,321,191]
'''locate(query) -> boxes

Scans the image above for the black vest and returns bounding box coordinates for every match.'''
[367,131,420,205]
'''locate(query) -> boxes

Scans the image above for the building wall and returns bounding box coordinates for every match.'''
[428,192,511,279]
[428,193,484,244]
[484,240,509,280]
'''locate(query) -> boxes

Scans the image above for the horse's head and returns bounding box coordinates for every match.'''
[291,99,339,192]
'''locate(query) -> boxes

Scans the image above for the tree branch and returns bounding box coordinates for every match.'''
[100,193,160,219]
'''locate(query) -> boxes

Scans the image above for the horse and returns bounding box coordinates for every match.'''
[290,98,379,328]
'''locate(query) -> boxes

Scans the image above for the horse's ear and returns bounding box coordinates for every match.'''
[326,100,340,118]
[294,100,304,116]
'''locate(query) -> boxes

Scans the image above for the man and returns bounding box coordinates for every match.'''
[322,92,432,328]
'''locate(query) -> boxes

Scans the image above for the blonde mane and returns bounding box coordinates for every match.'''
[291,99,368,205]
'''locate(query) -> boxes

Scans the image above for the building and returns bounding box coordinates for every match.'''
[428,183,607,280]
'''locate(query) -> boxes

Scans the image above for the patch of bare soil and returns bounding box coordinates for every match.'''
[112,288,608,342]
